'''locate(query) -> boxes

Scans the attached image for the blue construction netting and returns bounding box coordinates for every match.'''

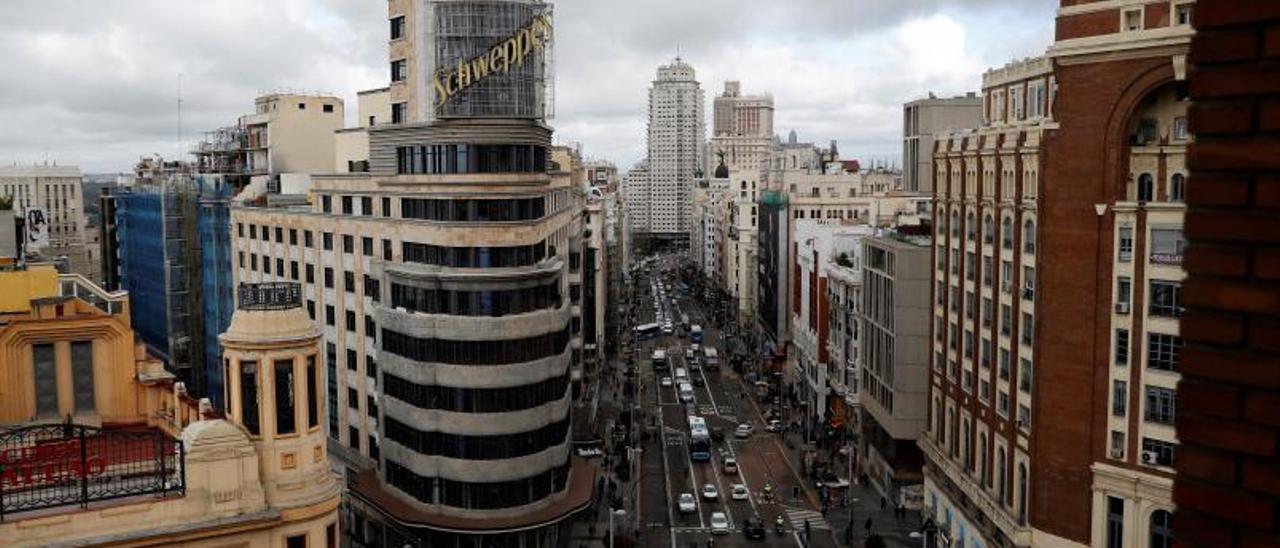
[117,190,170,360]
[198,176,233,410]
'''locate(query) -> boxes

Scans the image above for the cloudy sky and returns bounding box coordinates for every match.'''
[0,0,1056,174]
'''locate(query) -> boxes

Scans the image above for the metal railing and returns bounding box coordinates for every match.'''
[0,424,185,519]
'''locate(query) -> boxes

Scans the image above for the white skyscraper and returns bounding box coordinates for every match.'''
[626,58,704,249]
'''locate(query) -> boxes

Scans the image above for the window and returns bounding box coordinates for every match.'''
[1116,329,1130,365]
[297,102,307,110]
[1149,280,1182,317]
[360,196,373,216]
[1021,312,1034,345]
[324,267,334,289]
[391,59,407,82]
[342,234,353,254]
[70,341,95,413]
[346,310,356,332]
[1022,220,1036,254]
[241,361,259,436]
[1119,226,1134,261]
[1028,79,1045,119]
[382,197,391,217]
[290,261,299,280]
[1175,3,1193,25]
[1172,116,1188,140]
[249,225,257,239]
[982,297,993,327]
[1001,304,1012,337]
[383,239,393,260]
[1150,509,1173,548]
[1112,380,1127,417]
[1124,9,1142,31]
[347,387,359,409]
[1170,173,1186,202]
[998,391,1010,417]
[263,257,271,275]
[1117,277,1131,309]
[1106,496,1124,548]
[1150,228,1185,263]
[306,264,315,284]
[275,359,296,435]
[321,195,332,213]
[966,212,976,241]
[983,256,993,286]
[349,426,360,450]
[1001,216,1013,249]
[322,232,333,251]
[287,534,307,548]
[325,305,335,326]
[396,144,548,175]
[1142,438,1176,466]
[289,228,298,245]
[983,214,994,244]
[390,15,405,39]
[1138,173,1154,202]
[307,356,319,429]
[1111,431,1125,458]
[1001,261,1013,293]
[391,102,407,124]
[305,230,313,247]
[1148,333,1182,371]
[1145,386,1176,425]
[1018,358,1033,393]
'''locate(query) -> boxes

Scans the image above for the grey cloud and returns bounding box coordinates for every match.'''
[0,0,1054,172]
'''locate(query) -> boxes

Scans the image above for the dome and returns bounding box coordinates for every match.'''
[714,160,729,179]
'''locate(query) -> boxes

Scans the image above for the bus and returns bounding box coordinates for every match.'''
[688,416,711,461]
[703,347,720,370]
[635,323,660,341]
[651,349,668,370]
[689,325,703,343]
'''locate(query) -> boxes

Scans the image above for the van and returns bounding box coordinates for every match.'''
[678,383,695,403]
[674,367,689,384]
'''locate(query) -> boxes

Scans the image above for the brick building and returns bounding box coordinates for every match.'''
[924,1,1197,546]
[1173,2,1280,547]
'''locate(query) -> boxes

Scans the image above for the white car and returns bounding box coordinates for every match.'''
[731,484,749,500]
[709,512,730,535]
[702,483,719,500]
[660,376,673,387]
[735,424,755,438]
[678,492,697,513]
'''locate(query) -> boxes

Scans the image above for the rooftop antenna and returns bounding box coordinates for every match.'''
[675,43,681,62]
[177,73,183,166]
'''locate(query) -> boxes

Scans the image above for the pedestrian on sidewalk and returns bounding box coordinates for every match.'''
[880,496,886,511]
[864,517,872,534]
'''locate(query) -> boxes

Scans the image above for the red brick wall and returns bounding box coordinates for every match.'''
[1036,54,1173,543]
[1057,9,1119,41]
[1175,2,1280,547]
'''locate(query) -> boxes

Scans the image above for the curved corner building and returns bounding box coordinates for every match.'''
[351,0,593,546]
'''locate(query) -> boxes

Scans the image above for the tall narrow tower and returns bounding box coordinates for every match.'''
[629,58,704,250]
[220,282,338,508]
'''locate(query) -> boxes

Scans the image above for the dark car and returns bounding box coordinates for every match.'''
[742,518,766,540]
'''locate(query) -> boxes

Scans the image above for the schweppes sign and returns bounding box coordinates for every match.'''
[433,13,553,107]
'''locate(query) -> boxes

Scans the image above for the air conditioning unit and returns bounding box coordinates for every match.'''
[1110,448,1124,460]
[1115,302,1130,314]
[1021,287,1035,300]
[1016,419,1027,429]
[1141,450,1157,464]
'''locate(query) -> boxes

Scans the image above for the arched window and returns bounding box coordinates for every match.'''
[935,399,946,444]
[1002,217,1014,249]
[1018,463,1029,525]
[1149,509,1172,548]
[951,210,960,238]
[966,212,976,240]
[980,434,989,486]
[1023,219,1036,254]
[997,448,1007,503]
[1138,173,1154,202]
[1170,173,1185,203]
[741,180,747,190]
[983,214,994,244]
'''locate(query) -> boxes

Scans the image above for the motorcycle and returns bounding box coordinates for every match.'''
[775,515,786,535]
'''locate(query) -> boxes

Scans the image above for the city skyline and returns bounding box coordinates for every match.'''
[0,0,1054,173]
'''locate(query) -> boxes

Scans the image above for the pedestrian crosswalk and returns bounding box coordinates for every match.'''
[783,506,831,531]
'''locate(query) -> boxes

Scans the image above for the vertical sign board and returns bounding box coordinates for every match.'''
[24,206,49,251]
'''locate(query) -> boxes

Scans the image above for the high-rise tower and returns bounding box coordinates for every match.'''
[626,58,704,251]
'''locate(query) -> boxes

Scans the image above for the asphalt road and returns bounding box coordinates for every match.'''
[631,260,840,548]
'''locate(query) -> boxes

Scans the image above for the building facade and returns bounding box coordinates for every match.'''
[625,58,705,249]
[0,165,93,279]
[0,269,339,547]
[230,3,593,545]
[857,233,931,506]
[923,3,1193,546]
[902,94,983,193]
[193,92,345,189]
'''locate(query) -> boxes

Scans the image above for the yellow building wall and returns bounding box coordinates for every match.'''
[0,265,58,313]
